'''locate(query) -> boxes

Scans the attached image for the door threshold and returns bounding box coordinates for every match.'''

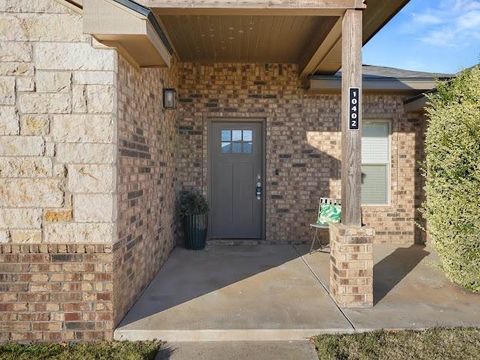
[207,239,264,246]
[206,239,310,246]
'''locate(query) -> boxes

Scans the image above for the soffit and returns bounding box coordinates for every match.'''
[157,14,338,63]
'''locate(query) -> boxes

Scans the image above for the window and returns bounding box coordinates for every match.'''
[361,121,390,205]
[221,130,253,154]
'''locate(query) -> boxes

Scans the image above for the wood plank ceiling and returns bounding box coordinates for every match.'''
[157,14,338,64]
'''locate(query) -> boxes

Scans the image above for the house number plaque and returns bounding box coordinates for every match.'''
[349,87,360,130]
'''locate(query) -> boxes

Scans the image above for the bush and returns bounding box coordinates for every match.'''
[422,65,480,292]
[178,190,209,218]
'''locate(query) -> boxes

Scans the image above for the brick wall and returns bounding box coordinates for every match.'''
[176,63,426,244]
[0,244,113,342]
[114,57,178,325]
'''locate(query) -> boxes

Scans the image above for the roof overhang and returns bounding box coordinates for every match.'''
[83,0,173,67]
[308,76,440,94]
[69,0,409,74]
[302,0,410,76]
[404,94,429,113]
[142,0,409,76]
[144,0,366,16]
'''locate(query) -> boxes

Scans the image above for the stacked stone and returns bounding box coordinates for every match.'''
[0,0,117,342]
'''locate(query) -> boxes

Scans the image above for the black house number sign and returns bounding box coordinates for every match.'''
[349,87,360,130]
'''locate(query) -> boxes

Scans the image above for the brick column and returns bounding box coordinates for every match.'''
[329,223,374,308]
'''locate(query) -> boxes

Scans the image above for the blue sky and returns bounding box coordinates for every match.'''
[363,0,480,74]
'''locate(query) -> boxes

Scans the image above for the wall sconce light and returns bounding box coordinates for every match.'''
[163,88,176,109]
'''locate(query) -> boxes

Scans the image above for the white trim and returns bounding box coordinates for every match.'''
[361,119,391,206]
[308,78,438,93]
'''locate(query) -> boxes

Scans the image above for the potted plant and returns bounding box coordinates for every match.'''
[178,190,209,250]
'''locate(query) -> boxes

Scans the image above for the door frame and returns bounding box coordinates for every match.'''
[207,117,266,240]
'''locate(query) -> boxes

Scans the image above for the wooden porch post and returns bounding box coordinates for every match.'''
[341,9,362,227]
[329,7,374,309]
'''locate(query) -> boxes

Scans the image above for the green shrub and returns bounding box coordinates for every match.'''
[178,190,209,217]
[422,65,480,292]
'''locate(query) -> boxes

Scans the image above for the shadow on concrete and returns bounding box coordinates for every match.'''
[117,245,313,329]
[373,245,430,305]
[155,344,175,360]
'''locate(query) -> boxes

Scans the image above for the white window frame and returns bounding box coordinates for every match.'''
[361,119,391,206]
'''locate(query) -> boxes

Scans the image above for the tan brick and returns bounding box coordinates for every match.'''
[0,106,18,135]
[0,157,52,177]
[20,114,50,135]
[44,223,114,243]
[0,13,84,42]
[0,76,15,105]
[73,71,115,85]
[0,208,42,229]
[72,84,87,113]
[0,230,8,243]
[43,209,73,223]
[34,42,116,71]
[52,114,114,143]
[329,224,374,308]
[56,143,115,164]
[16,76,34,92]
[0,62,34,76]
[36,71,71,93]
[1,0,68,13]
[30,274,48,282]
[74,194,113,222]
[0,178,63,207]
[67,164,115,193]
[86,85,115,113]
[0,41,31,61]
[0,136,44,156]
[10,229,42,243]
[18,93,71,114]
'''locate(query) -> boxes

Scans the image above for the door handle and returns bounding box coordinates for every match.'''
[256,175,262,200]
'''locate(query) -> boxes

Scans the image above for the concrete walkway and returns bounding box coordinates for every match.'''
[115,244,480,342]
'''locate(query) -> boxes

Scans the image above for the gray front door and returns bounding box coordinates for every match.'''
[209,121,263,239]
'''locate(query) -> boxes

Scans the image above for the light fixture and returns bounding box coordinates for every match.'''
[163,88,176,109]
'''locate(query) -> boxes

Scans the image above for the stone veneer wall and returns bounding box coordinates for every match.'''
[0,0,120,341]
[0,0,180,340]
[176,63,426,245]
[114,56,177,325]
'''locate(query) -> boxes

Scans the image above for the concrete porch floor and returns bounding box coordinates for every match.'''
[114,244,480,342]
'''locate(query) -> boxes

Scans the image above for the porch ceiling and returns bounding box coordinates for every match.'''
[147,0,409,75]
[156,14,338,64]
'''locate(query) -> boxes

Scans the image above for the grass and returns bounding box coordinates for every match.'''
[0,340,162,360]
[314,328,480,360]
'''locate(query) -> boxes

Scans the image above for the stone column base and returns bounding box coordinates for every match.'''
[329,223,374,308]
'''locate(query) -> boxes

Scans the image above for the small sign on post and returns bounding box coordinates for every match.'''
[349,87,360,130]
